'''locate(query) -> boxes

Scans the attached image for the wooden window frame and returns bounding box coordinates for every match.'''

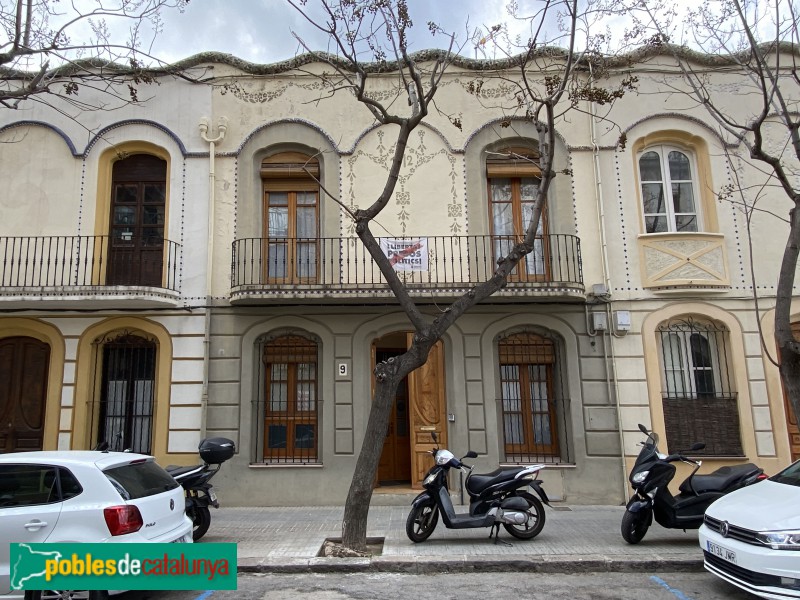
[638,144,701,234]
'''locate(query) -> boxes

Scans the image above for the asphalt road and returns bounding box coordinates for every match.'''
[122,571,755,600]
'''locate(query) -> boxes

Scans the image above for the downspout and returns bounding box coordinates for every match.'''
[586,64,629,503]
[198,117,228,439]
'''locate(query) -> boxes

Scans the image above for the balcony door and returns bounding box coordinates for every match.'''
[107,154,166,287]
[487,148,549,282]
[0,337,50,452]
[261,152,319,283]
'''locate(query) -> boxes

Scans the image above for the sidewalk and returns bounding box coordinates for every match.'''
[201,505,706,574]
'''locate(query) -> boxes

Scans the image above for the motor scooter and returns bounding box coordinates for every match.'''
[406,432,549,545]
[166,437,235,541]
[622,423,766,544]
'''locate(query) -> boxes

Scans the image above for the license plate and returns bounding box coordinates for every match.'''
[209,489,217,503]
[707,540,737,564]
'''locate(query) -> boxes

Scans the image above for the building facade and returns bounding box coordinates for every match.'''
[0,49,797,505]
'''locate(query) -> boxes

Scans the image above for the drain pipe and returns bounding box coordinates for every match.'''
[198,116,228,439]
[586,64,629,503]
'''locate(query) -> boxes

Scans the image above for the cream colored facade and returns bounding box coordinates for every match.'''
[0,49,797,505]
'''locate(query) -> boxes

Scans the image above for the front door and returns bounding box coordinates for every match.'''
[0,337,50,452]
[107,154,166,287]
[376,349,411,484]
[788,324,800,462]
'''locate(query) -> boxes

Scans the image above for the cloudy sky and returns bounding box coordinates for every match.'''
[143,0,525,65]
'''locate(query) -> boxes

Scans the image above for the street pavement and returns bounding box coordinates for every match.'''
[200,503,705,574]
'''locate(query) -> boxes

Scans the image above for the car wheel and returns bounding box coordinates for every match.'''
[192,505,212,541]
[24,591,109,600]
[502,491,546,540]
[621,508,650,544]
[405,502,439,542]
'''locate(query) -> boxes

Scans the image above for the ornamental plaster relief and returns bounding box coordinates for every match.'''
[639,233,729,288]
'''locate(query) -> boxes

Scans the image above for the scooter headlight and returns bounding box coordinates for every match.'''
[631,471,649,484]
[755,531,800,550]
[423,472,437,486]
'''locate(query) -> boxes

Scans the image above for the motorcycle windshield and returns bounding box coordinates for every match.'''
[631,433,660,472]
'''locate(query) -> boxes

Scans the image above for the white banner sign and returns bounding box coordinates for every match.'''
[380,238,429,271]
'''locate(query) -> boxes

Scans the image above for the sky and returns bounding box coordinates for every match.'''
[142,0,525,65]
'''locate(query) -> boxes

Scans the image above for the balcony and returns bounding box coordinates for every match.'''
[0,235,181,308]
[231,234,583,303]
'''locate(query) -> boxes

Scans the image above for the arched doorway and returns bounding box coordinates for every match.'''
[0,337,50,452]
[373,332,447,489]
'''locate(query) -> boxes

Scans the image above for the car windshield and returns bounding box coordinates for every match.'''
[769,460,800,487]
[104,460,179,500]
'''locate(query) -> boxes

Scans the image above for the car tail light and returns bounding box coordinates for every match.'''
[104,505,143,536]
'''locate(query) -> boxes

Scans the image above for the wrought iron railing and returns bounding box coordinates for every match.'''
[0,235,180,291]
[231,234,582,290]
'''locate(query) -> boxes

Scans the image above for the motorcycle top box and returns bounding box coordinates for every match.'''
[199,437,236,464]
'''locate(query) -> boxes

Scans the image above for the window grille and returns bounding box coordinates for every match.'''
[498,331,571,464]
[658,318,742,456]
[253,333,320,464]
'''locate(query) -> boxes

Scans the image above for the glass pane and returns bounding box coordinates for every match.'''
[114,206,136,226]
[269,383,287,411]
[142,227,163,246]
[532,414,552,445]
[143,184,165,204]
[639,151,663,181]
[690,333,712,368]
[525,238,545,274]
[520,178,540,200]
[645,216,668,234]
[492,202,514,236]
[268,207,289,237]
[296,243,317,278]
[674,215,698,232]
[668,151,692,181]
[294,424,315,449]
[268,192,289,206]
[672,182,696,214]
[267,243,287,278]
[504,414,524,445]
[489,178,512,202]
[663,333,686,395]
[641,183,666,215]
[143,206,164,225]
[115,185,138,203]
[267,425,287,449]
[521,201,543,235]
[297,192,317,206]
[296,207,316,238]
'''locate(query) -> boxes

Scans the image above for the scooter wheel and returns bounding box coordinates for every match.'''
[621,508,650,544]
[503,491,546,540]
[192,505,212,541]
[405,502,439,543]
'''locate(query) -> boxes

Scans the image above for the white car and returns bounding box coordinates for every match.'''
[699,458,800,600]
[0,451,193,600]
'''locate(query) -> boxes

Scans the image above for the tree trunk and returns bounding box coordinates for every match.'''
[775,206,800,429]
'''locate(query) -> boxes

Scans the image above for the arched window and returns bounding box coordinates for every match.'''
[638,145,699,233]
[261,152,320,283]
[498,331,569,462]
[487,148,548,280]
[657,318,741,456]
[256,333,319,464]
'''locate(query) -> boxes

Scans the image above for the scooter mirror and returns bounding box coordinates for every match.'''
[689,442,706,452]
[464,451,478,459]
[431,431,438,443]
[638,423,649,435]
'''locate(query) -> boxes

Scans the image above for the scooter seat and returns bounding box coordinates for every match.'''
[679,463,760,495]
[166,464,204,478]
[466,468,522,495]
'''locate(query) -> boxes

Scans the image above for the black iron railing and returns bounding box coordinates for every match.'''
[499,396,572,464]
[0,235,180,291]
[231,234,582,290]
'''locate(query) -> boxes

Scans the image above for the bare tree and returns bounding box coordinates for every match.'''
[0,0,192,111]
[623,0,800,432]
[287,0,634,552]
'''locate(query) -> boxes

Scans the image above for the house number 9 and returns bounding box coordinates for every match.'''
[338,363,348,377]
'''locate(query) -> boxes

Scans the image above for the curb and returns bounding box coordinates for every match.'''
[237,555,704,575]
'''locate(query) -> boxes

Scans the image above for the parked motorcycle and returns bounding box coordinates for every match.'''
[166,437,235,541]
[621,423,766,544]
[405,432,549,545]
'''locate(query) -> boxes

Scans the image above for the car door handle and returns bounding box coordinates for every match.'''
[24,520,48,530]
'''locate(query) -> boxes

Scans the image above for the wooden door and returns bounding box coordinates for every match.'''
[0,337,50,452]
[409,336,448,489]
[107,154,166,287]
[376,352,411,484]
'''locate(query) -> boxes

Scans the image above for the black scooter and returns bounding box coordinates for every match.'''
[406,432,550,545]
[621,423,766,544]
[166,437,235,541]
